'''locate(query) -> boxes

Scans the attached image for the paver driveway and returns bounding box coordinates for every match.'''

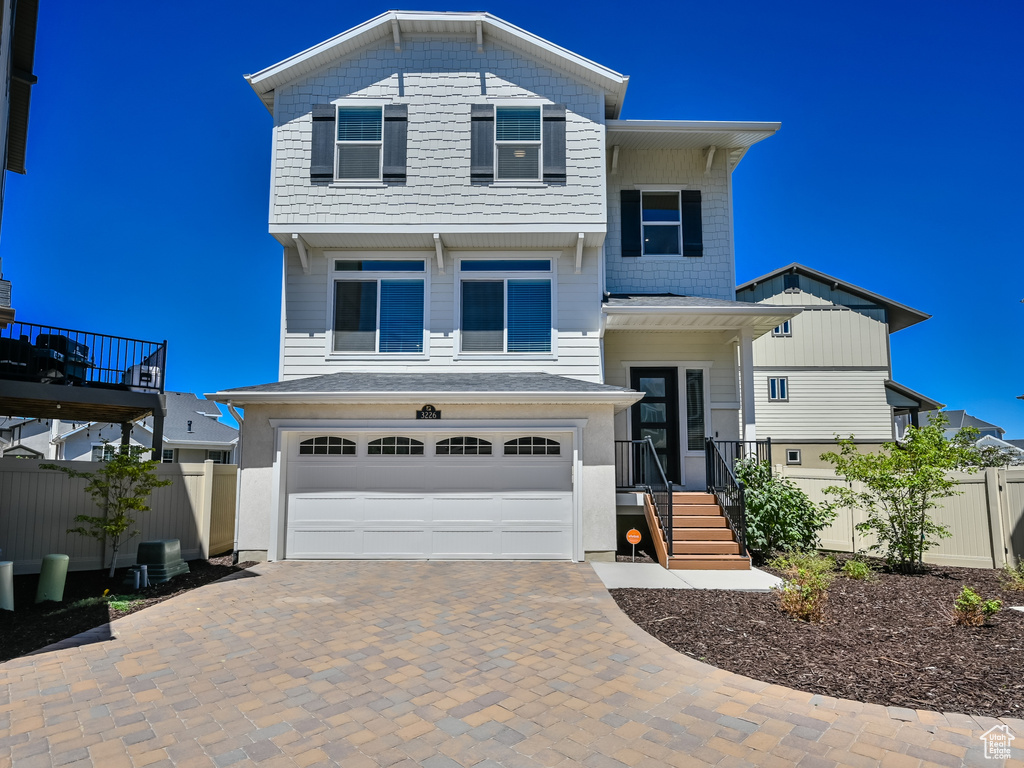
[1,561,1021,767]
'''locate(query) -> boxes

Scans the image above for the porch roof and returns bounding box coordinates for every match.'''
[602,294,799,335]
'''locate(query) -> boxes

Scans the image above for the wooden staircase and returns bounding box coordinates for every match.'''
[644,491,751,570]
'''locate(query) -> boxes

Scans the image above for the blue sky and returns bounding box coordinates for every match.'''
[3,0,1023,435]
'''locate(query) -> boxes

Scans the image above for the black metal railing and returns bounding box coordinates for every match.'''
[615,438,674,556]
[708,438,772,470]
[705,438,748,557]
[0,320,166,393]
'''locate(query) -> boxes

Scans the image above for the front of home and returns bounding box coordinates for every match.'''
[211,11,794,565]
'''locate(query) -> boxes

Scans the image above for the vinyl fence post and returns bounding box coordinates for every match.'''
[985,467,1007,569]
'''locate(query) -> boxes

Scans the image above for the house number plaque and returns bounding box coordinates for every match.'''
[416,404,441,420]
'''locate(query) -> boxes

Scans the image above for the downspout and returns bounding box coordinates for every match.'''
[227,402,244,562]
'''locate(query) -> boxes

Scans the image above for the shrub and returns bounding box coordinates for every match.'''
[821,414,981,574]
[770,552,836,622]
[999,561,1024,592]
[953,587,1001,626]
[841,557,874,581]
[735,459,836,557]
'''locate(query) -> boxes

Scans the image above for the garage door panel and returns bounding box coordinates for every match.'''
[289,464,367,492]
[500,495,573,524]
[288,529,362,558]
[501,529,573,557]
[495,463,571,492]
[363,496,431,524]
[362,529,429,556]
[430,496,495,524]
[358,464,430,492]
[429,529,499,557]
[289,494,364,524]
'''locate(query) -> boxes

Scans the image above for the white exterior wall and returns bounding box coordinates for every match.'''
[272,37,607,226]
[605,148,734,299]
[281,246,603,381]
[754,368,893,441]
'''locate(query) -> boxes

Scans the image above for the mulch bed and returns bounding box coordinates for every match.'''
[612,558,1024,718]
[0,555,257,663]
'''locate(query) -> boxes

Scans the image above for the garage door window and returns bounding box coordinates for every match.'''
[504,437,560,456]
[299,436,355,456]
[436,437,492,456]
[368,436,424,455]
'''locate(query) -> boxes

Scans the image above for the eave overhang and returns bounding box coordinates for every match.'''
[884,380,944,412]
[207,389,641,409]
[245,11,629,118]
[270,224,606,251]
[603,304,800,336]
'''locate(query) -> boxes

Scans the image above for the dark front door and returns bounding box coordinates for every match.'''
[630,367,680,484]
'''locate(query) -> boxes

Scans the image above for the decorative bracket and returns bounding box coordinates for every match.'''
[476,20,484,52]
[291,234,310,275]
[392,19,401,51]
[704,145,717,175]
[610,145,620,175]
[574,233,585,274]
[433,233,445,274]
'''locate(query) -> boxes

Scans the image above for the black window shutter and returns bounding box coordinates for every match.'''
[620,190,641,257]
[681,190,703,257]
[310,105,335,182]
[470,103,494,184]
[542,103,566,184]
[382,104,408,184]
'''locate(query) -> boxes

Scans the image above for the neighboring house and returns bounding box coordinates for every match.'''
[922,409,1005,440]
[0,392,236,462]
[209,11,795,565]
[736,263,943,468]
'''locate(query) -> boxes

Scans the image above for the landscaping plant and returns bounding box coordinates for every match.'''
[999,560,1024,592]
[841,557,874,581]
[953,587,1001,626]
[735,459,835,557]
[770,551,836,622]
[42,445,172,578]
[821,414,981,574]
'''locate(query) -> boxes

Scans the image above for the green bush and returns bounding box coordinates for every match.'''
[999,561,1024,592]
[770,552,836,622]
[953,587,1001,626]
[841,558,874,581]
[735,459,836,556]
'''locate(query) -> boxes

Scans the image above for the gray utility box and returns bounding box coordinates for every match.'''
[136,540,190,583]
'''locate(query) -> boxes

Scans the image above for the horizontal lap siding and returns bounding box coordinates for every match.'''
[754,369,892,441]
[272,38,605,226]
[282,248,602,381]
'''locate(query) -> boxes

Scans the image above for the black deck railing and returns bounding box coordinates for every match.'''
[615,438,674,556]
[705,438,751,557]
[707,438,772,470]
[0,320,166,394]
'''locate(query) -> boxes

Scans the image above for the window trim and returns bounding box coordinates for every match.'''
[453,254,558,360]
[768,376,789,402]
[772,320,792,337]
[326,255,430,360]
[786,448,802,465]
[493,102,543,183]
[332,102,385,183]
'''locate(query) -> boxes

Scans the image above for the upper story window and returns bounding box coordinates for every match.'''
[470,103,566,185]
[621,190,703,258]
[459,260,552,354]
[335,106,382,181]
[772,320,792,337]
[332,260,425,354]
[495,106,541,181]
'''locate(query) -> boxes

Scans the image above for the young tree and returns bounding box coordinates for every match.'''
[43,445,172,578]
[821,415,979,573]
[735,459,835,557]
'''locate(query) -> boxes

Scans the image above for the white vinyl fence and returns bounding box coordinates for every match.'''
[778,466,1024,569]
[0,459,238,574]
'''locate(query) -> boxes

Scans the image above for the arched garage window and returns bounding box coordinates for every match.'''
[368,437,424,456]
[504,437,560,456]
[299,436,355,455]
[436,437,492,456]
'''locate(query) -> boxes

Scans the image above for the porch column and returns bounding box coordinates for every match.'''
[740,328,756,443]
[120,422,131,448]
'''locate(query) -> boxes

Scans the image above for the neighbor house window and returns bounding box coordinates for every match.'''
[504,437,560,456]
[786,449,802,465]
[299,436,355,456]
[772,320,792,337]
[162,449,175,463]
[436,437,492,456]
[333,261,425,354]
[495,106,541,180]
[207,450,231,464]
[368,437,424,456]
[335,106,383,181]
[460,260,552,353]
[768,377,788,402]
[783,274,800,292]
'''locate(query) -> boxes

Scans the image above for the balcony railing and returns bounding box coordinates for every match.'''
[0,320,166,394]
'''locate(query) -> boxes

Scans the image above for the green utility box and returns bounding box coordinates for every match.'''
[136,540,190,584]
[35,554,70,603]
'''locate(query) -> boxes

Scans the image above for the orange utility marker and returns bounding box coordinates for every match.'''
[626,529,642,562]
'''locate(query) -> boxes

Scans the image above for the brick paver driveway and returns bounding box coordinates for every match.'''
[1,562,1021,767]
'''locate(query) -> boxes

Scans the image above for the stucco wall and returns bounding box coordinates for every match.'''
[235,401,618,558]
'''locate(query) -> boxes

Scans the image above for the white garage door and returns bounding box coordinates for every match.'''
[284,431,574,560]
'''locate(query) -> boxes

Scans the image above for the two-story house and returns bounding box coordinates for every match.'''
[211,11,794,566]
[736,263,942,467]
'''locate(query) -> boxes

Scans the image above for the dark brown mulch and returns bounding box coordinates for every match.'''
[0,555,258,663]
[612,559,1024,718]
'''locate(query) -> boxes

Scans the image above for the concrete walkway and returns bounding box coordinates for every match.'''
[590,561,782,591]
[0,561,1020,767]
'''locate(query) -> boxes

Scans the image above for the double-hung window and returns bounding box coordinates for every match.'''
[459,260,552,354]
[335,106,383,181]
[332,260,426,354]
[641,192,682,255]
[495,106,542,181]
